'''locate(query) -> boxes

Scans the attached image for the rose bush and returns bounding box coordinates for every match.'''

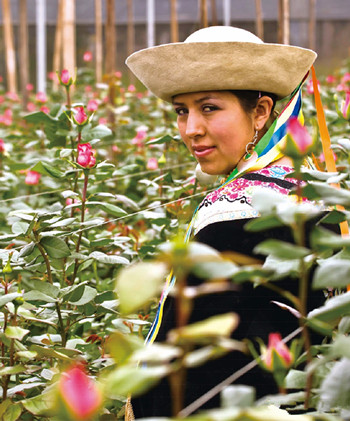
[0,57,349,420]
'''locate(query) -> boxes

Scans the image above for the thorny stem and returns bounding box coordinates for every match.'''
[34,231,67,346]
[72,170,89,283]
[66,86,71,109]
[293,214,313,409]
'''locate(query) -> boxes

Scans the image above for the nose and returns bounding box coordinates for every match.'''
[185,111,205,138]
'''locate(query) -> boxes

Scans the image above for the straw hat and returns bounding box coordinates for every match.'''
[126,26,317,103]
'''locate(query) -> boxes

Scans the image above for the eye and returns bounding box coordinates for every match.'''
[174,107,187,116]
[202,104,219,113]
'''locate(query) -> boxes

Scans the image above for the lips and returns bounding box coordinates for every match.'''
[193,145,215,158]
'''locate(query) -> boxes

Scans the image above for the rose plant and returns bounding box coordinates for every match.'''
[0,55,349,421]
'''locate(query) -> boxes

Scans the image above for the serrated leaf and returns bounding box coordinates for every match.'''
[169,313,239,345]
[254,239,310,260]
[21,392,54,416]
[12,221,29,235]
[313,259,350,290]
[82,124,112,141]
[0,292,22,308]
[19,242,35,257]
[23,290,57,303]
[31,161,64,178]
[86,201,127,217]
[40,236,71,258]
[105,365,168,399]
[0,365,26,376]
[3,402,21,421]
[30,344,71,361]
[116,262,167,314]
[318,358,350,411]
[68,285,97,306]
[89,251,129,265]
[5,326,29,340]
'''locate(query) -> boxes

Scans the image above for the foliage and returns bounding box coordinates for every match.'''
[0,59,350,420]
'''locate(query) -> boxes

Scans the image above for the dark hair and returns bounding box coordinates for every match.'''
[231,90,277,115]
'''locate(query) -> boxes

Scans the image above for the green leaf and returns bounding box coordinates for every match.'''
[116,262,167,314]
[31,161,64,178]
[245,215,284,232]
[89,251,129,265]
[308,291,350,324]
[0,365,26,376]
[4,403,22,421]
[49,217,77,228]
[311,226,350,251]
[40,236,71,258]
[169,313,239,345]
[23,290,57,303]
[318,358,350,411]
[25,279,60,299]
[254,239,310,260]
[24,111,55,125]
[21,392,54,416]
[81,124,112,141]
[86,201,127,217]
[68,285,97,306]
[313,259,350,290]
[0,293,22,308]
[106,331,143,365]
[104,365,168,399]
[285,369,306,389]
[19,242,36,257]
[221,385,256,408]
[12,221,29,235]
[303,182,350,207]
[5,326,29,340]
[30,344,71,361]
[146,134,173,145]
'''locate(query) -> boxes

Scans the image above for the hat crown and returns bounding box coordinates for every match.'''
[184,26,263,44]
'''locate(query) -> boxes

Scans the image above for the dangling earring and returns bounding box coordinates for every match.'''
[195,163,218,185]
[236,129,259,172]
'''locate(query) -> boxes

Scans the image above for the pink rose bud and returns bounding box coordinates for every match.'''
[98,117,108,125]
[74,107,88,125]
[83,51,93,62]
[27,102,36,112]
[26,83,34,91]
[287,116,313,154]
[48,71,56,81]
[342,72,350,83]
[326,75,336,84]
[87,99,98,112]
[35,91,47,103]
[0,139,5,153]
[147,157,158,170]
[128,84,136,92]
[263,333,293,371]
[342,91,350,119]
[58,364,102,421]
[60,69,71,86]
[115,71,122,78]
[6,92,19,101]
[77,143,96,168]
[25,170,41,185]
[40,106,50,114]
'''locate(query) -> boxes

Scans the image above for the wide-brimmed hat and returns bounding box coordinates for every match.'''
[126,26,317,103]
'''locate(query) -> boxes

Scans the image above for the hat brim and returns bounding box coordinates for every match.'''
[126,41,317,102]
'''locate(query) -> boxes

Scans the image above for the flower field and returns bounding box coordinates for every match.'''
[0,57,350,420]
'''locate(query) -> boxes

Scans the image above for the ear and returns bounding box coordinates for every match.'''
[254,96,274,129]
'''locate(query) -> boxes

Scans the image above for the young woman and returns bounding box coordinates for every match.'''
[126,26,322,417]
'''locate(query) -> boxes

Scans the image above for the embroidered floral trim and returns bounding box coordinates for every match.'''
[193,166,297,235]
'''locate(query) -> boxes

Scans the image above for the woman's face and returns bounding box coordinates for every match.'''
[172,91,255,175]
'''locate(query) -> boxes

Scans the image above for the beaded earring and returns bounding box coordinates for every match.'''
[236,129,259,172]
